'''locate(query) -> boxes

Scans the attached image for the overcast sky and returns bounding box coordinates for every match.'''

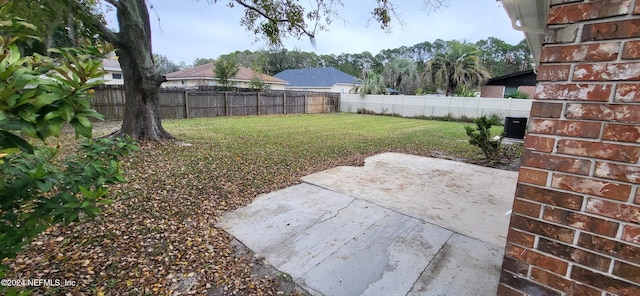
[106,0,525,64]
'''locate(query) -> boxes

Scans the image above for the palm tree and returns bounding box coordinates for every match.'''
[423,41,490,96]
[352,70,386,97]
[382,58,417,94]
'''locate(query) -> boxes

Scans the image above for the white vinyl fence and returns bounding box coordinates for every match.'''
[340,94,532,120]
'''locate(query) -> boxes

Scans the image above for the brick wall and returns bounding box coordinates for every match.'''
[481,85,506,97]
[499,1,640,295]
[518,86,536,99]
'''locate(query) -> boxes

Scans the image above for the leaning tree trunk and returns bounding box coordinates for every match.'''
[106,0,173,141]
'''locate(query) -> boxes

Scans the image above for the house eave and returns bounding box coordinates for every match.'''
[501,0,550,70]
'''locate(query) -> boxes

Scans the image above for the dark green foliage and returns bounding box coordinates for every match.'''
[214,55,240,90]
[0,137,137,262]
[0,17,138,289]
[506,90,530,99]
[464,116,502,162]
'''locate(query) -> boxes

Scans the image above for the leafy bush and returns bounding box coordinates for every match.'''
[0,137,137,262]
[464,115,503,162]
[506,90,530,99]
[0,16,137,286]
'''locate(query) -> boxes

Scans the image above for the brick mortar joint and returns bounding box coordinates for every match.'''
[551,169,640,189]
[509,219,640,270]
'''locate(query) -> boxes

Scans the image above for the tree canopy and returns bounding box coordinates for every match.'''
[183,36,530,95]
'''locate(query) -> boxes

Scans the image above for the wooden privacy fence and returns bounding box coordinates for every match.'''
[91,85,340,120]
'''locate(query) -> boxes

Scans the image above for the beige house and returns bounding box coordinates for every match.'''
[100,58,124,85]
[162,63,287,90]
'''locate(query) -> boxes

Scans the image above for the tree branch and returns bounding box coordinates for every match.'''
[71,0,121,45]
[233,0,316,38]
[103,0,123,10]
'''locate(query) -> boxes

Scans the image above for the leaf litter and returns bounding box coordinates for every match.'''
[4,114,520,295]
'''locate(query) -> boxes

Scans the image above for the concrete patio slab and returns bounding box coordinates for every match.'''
[302,153,518,247]
[217,153,519,295]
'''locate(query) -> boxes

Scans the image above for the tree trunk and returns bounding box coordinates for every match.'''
[107,0,173,141]
[111,48,172,141]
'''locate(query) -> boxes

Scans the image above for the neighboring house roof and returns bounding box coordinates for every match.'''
[274,67,360,88]
[486,69,536,87]
[102,58,122,72]
[165,63,287,85]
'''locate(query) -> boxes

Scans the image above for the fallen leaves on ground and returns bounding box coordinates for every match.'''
[3,115,519,295]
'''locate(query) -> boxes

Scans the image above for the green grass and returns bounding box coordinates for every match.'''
[10,113,509,295]
[163,113,484,161]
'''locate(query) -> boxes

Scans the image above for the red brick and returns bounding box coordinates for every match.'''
[571,265,640,295]
[531,267,602,296]
[537,65,572,81]
[541,43,620,62]
[543,207,620,237]
[547,1,630,24]
[521,150,591,175]
[516,183,584,210]
[615,83,640,102]
[502,256,530,276]
[586,198,640,224]
[528,118,558,135]
[535,83,612,101]
[622,40,640,59]
[500,270,563,296]
[531,102,564,118]
[539,237,612,271]
[505,244,570,274]
[595,161,640,183]
[613,261,640,284]
[622,224,640,244]
[524,135,556,152]
[552,173,632,201]
[510,214,576,243]
[565,103,640,123]
[518,168,549,186]
[579,232,640,264]
[574,63,640,81]
[582,19,640,41]
[496,283,525,296]
[636,1,640,14]
[603,123,640,142]
[545,25,580,44]
[557,139,640,163]
[513,198,543,217]
[507,228,536,248]
[557,120,602,138]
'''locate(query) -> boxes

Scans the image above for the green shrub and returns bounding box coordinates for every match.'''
[464,116,502,163]
[0,17,137,288]
[506,90,530,99]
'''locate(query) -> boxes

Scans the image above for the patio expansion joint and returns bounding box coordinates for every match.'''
[405,231,455,296]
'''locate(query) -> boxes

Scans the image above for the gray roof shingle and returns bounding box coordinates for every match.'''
[274,67,360,87]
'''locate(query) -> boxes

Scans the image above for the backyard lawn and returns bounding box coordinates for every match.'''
[5,113,516,295]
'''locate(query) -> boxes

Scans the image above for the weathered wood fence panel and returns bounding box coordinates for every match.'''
[92,85,340,120]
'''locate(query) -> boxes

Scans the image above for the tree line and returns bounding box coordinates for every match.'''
[156,37,532,96]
